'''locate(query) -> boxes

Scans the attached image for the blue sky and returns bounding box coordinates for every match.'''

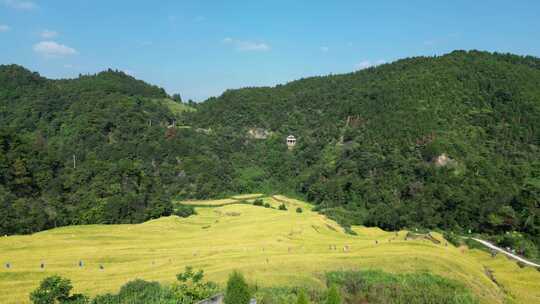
[1,0,539,101]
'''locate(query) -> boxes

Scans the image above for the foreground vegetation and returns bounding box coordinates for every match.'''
[1,196,539,303]
[29,268,478,304]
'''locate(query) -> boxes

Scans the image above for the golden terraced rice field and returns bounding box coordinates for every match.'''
[0,195,539,303]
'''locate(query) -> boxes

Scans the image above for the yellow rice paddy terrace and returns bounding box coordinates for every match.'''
[0,195,539,304]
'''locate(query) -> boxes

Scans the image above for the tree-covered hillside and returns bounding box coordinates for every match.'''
[0,66,236,234]
[1,51,539,258]
[189,50,540,257]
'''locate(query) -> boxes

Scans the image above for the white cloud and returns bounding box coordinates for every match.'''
[123,69,135,76]
[33,41,78,57]
[223,37,270,52]
[0,24,10,32]
[237,41,269,51]
[40,29,58,39]
[3,0,37,10]
[355,59,385,70]
[320,46,329,53]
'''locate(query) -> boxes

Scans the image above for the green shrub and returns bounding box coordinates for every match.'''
[464,238,490,253]
[174,205,196,217]
[88,269,217,304]
[443,231,462,247]
[326,270,478,304]
[224,271,251,304]
[173,266,218,302]
[91,294,118,304]
[297,290,310,304]
[30,275,88,304]
[343,226,358,236]
[296,207,303,213]
[256,287,298,304]
[90,279,177,303]
[253,199,264,206]
[279,203,288,211]
[117,279,176,303]
[264,203,271,208]
[325,285,341,304]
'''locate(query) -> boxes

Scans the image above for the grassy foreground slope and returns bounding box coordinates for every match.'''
[0,196,539,304]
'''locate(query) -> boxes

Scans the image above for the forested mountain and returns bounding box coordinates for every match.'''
[1,50,539,258]
[0,66,236,234]
[188,50,540,256]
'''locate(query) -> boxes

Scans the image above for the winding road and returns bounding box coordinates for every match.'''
[471,238,540,268]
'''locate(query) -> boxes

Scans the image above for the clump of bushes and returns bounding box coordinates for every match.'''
[174,205,196,217]
[30,268,479,304]
[492,232,539,260]
[224,271,251,304]
[108,279,177,303]
[264,203,271,208]
[30,266,218,304]
[296,290,310,304]
[343,226,358,236]
[464,238,491,253]
[255,287,317,304]
[443,231,462,247]
[325,285,341,304]
[325,270,478,304]
[296,207,303,213]
[253,199,264,206]
[30,275,88,304]
[173,266,219,302]
[279,203,288,211]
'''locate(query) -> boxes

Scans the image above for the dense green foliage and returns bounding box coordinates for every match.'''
[0,66,234,235]
[31,269,475,304]
[324,285,341,304]
[296,290,310,304]
[173,266,219,302]
[30,275,87,304]
[255,288,305,304]
[224,271,251,304]
[326,270,478,304]
[92,280,177,304]
[31,267,218,304]
[2,50,540,257]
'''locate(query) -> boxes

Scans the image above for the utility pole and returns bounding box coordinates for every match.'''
[73,154,76,169]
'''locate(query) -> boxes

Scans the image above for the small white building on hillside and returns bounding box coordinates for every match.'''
[286,135,296,150]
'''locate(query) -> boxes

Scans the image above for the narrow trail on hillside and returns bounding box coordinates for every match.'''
[471,238,540,268]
